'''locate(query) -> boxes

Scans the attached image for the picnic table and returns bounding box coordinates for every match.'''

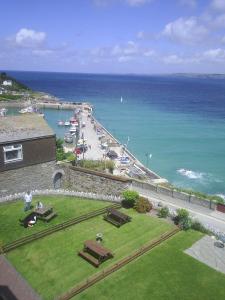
[103,208,131,227]
[78,240,113,267]
[34,206,57,222]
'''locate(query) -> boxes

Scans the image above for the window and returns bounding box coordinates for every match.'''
[3,144,23,163]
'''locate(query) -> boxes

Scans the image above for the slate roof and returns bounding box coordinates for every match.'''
[0,114,54,144]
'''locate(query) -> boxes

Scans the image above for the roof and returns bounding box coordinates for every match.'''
[0,114,54,144]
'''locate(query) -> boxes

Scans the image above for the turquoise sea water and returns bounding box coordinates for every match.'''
[5,71,225,196]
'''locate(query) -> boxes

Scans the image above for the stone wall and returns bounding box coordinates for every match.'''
[132,180,216,211]
[61,165,131,196]
[0,161,57,197]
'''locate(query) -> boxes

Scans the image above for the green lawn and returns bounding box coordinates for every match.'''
[0,196,110,244]
[74,230,225,300]
[7,209,174,300]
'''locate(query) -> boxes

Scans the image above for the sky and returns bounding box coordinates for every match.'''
[0,0,225,74]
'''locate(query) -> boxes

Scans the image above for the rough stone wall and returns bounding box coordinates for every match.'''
[62,166,130,196]
[0,161,57,197]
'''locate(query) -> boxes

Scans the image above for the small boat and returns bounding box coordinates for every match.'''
[82,121,86,128]
[64,121,70,126]
[19,106,33,114]
[0,108,7,117]
[58,120,64,126]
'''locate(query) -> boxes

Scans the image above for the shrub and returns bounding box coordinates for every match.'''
[66,153,76,165]
[174,208,191,230]
[122,190,139,208]
[135,197,153,213]
[105,160,115,174]
[191,220,211,234]
[158,206,169,218]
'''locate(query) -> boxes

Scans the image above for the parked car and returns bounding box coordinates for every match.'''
[64,133,73,144]
[106,150,118,159]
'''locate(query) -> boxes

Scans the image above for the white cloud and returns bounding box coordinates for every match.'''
[125,0,151,6]
[144,50,155,57]
[162,17,208,44]
[213,13,225,27]
[93,0,152,6]
[14,28,46,47]
[118,55,133,62]
[179,0,197,8]
[163,54,185,64]
[221,35,225,43]
[202,48,225,61]
[32,49,53,56]
[211,0,225,11]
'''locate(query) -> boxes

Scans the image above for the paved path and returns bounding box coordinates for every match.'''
[0,255,41,300]
[80,112,104,160]
[185,235,225,274]
[131,185,225,233]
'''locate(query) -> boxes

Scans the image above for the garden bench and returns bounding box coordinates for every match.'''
[78,251,100,267]
[78,240,113,267]
[103,208,131,227]
[103,215,121,227]
[43,212,57,222]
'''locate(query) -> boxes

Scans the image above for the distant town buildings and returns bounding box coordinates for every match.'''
[2,80,12,86]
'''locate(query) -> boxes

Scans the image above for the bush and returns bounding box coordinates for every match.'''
[122,190,139,208]
[174,208,191,230]
[66,153,76,165]
[158,206,169,218]
[105,160,115,174]
[191,220,211,234]
[135,197,153,213]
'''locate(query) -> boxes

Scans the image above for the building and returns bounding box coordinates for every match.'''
[2,80,12,86]
[0,114,60,196]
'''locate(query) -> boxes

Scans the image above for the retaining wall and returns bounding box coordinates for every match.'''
[132,180,216,211]
[60,165,131,196]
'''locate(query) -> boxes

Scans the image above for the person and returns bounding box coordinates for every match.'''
[28,215,37,227]
[24,191,32,211]
[36,201,43,209]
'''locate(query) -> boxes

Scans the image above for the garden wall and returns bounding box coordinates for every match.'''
[0,161,57,197]
[61,165,131,196]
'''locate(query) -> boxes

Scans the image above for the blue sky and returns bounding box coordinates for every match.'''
[0,0,225,73]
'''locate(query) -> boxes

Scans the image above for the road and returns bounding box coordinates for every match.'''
[131,185,225,233]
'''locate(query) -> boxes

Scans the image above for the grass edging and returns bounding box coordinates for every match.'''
[56,227,180,300]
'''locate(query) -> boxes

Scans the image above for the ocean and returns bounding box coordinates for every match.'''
[5,71,225,197]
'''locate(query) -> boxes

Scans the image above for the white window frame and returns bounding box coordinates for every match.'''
[3,144,23,163]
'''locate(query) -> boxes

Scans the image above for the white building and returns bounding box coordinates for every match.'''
[2,80,12,86]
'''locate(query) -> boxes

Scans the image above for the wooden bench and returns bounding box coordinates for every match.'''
[103,208,131,227]
[78,251,100,267]
[103,215,121,227]
[43,212,57,222]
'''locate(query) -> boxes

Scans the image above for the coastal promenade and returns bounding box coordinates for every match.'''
[132,185,225,232]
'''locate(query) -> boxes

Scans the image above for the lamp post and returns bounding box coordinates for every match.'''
[81,132,85,161]
[145,153,152,169]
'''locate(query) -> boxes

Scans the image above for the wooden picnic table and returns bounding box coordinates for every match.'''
[34,206,56,222]
[34,206,53,217]
[79,240,113,267]
[84,240,112,258]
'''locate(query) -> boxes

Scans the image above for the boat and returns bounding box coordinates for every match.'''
[19,106,34,114]
[64,121,70,126]
[0,108,7,117]
[58,120,64,126]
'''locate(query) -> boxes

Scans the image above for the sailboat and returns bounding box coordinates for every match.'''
[120,97,123,103]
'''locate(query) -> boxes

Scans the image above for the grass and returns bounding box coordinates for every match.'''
[6,209,174,300]
[0,94,22,101]
[74,230,225,300]
[0,196,109,244]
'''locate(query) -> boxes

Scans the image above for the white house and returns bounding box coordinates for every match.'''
[2,80,12,86]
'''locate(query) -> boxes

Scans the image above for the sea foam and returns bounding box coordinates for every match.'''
[177,168,204,180]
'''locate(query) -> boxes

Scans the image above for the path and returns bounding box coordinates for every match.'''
[185,235,225,275]
[131,185,225,233]
[0,255,41,300]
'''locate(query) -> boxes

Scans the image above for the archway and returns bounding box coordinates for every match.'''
[53,171,64,189]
